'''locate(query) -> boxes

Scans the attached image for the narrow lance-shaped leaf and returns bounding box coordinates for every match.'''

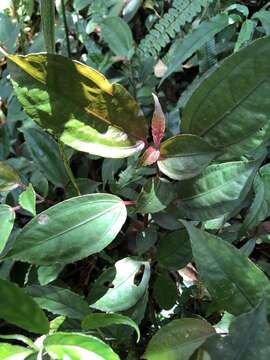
[81,313,140,342]
[7,53,148,158]
[0,278,49,334]
[0,204,15,253]
[182,36,270,158]
[183,221,270,315]
[151,94,165,148]
[162,13,232,82]
[4,194,127,265]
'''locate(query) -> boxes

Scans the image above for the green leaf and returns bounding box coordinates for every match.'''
[26,285,90,320]
[162,13,231,81]
[7,53,147,158]
[0,278,49,334]
[158,134,219,180]
[155,229,192,271]
[204,301,270,359]
[143,318,214,360]
[241,164,270,234]
[89,257,150,312]
[5,194,127,265]
[234,19,256,52]
[181,36,270,158]
[101,17,134,59]
[37,264,64,285]
[136,178,175,214]
[22,126,68,187]
[0,13,20,53]
[252,10,270,35]
[0,343,34,360]
[0,161,20,192]
[81,313,140,342]
[183,222,270,315]
[0,205,15,253]
[44,332,120,360]
[19,183,36,216]
[136,227,157,255]
[175,158,261,220]
[153,270,178,310]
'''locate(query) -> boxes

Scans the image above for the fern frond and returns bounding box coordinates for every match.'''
[138,0,215,57]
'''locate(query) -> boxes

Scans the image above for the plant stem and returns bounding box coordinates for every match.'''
[58,141,81,196]
[61,0,71,57]
[40,0,55,53]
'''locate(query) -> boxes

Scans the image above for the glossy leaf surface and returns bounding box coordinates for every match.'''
[204,302,270,359]
[183,222,270,315]
[19,184,36,216]
[176,158,261,220]
[0,278,49,334]
[26,285,90,320]
[5,194,127,265]
[158,134,219,180]
[0,343,34,359]
[8,53,147,158]
[0,161,20,192]
[44,332,120,360]
[182,37,270,158]
[0,205,15,253]
[89,257,150,312]
[81,313,140,342]
[144,318,214,360]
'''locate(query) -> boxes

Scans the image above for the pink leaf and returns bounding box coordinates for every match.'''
[139,146,160,167]
[151,94,166,148]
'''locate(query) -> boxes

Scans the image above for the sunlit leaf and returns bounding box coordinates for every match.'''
[0,161,20,192]
[5,194,127,265]
[0,205,15,253]
[8,53,147,158]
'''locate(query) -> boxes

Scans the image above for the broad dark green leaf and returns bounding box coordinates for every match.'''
[0,278,49,334]
[0,161,20,192]
[158,134,219,180]
[8,53,147,158]
[143,318,215,360]
[89,257,150,312]
[204,302,270,359]
[0,204,15,253]
[162,13,231,81]
[175,158,261,220]
[136,178,175,214]
[182,36,270,158]
[101,17,134,59]
[19,183,36,216]
[0,343,34,359]
[22,126,69,187]
[5,194,127,265]
[241,164,270,234]
[153,270,178,310]
[156,229,192,270]
[44,332,120,360]
[136,227,157,255]
[183,222,270,315]
[81,313,140,342]
[26,285,90,320]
